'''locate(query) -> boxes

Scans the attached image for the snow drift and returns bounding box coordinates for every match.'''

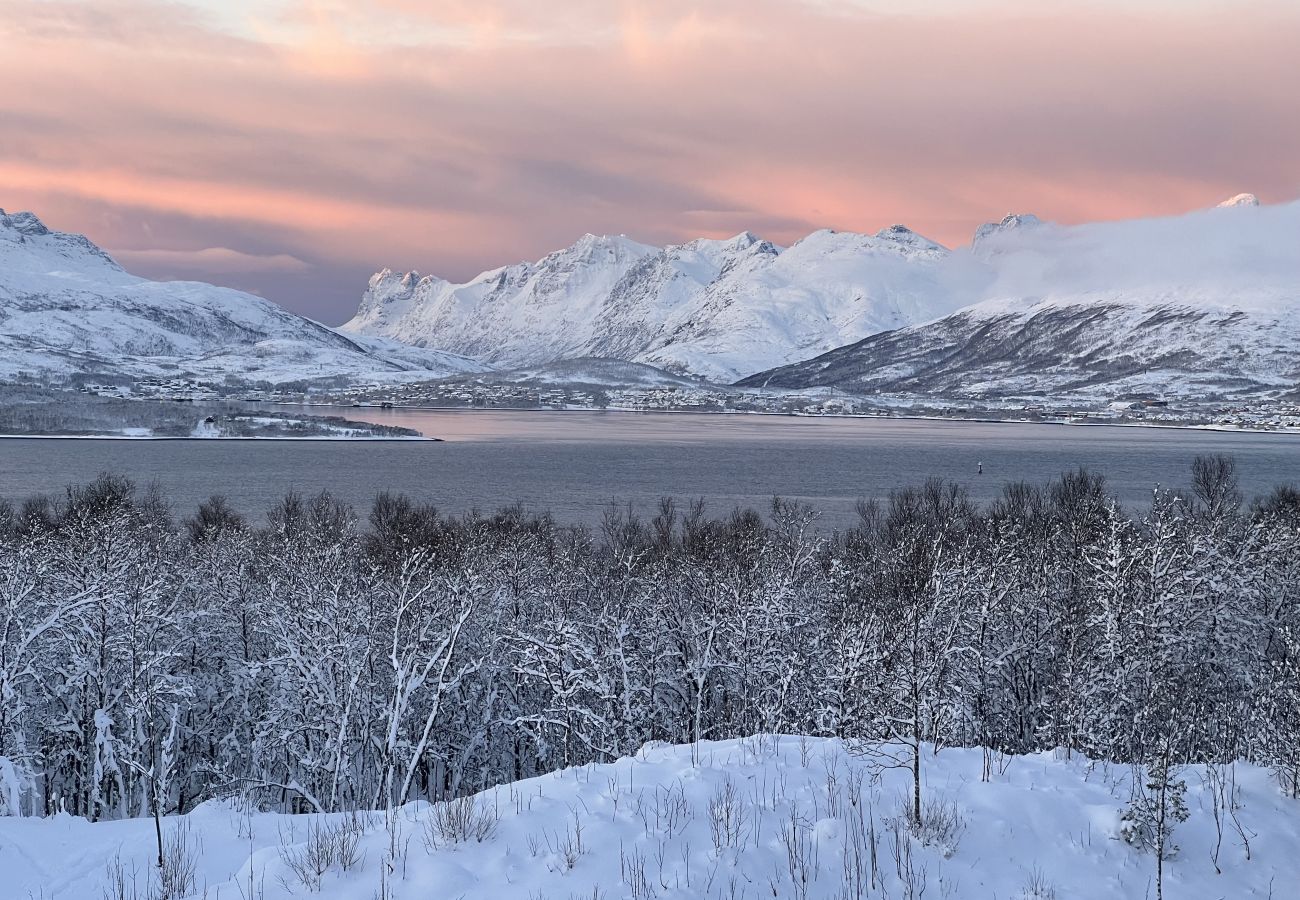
[3,737,1296,899]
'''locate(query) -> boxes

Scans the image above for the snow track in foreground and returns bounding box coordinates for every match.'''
[2,737,1297,899]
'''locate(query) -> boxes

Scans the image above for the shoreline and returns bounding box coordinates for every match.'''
[2,405,1295,441]
[0,434,436,442]
[272,401,1300,437]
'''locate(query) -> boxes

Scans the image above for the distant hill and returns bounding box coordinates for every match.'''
[0,208,484,386]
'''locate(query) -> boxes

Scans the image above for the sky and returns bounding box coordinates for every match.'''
[1,0,1297,324]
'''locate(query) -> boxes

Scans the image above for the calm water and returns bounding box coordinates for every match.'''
[0,409,1296,528]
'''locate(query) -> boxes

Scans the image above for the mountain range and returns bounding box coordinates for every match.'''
[2,196,1296,404]
[343,225,973,382]
[345,194,1299,400]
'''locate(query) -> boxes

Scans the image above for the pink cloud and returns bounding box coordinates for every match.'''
[109,246,311,275]
[1,0,1296,319]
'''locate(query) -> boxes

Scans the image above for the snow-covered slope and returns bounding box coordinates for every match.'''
[441,356,707,390]
[4,737,1297,899]
[742,197,1300,401]
[343,226,970,381]
[0,209,484,385]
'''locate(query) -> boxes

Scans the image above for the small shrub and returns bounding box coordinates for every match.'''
[102,854,146,900]
[706,777,750,855]
[1120,760,1188,859]
[544,811,587,873]
[906,795,965,858]
[422,793,501,850]
[159,819,200,899]
[1019,866,1057,900]
[278,818,366,892]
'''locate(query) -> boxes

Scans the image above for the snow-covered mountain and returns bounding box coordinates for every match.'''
[12,195,1294,400]
[741,197,1300,401]
[343,225,972,381]
[346,195,1299,393]
[0,209,483,385]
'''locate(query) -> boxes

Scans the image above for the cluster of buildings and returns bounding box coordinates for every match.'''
[70,372,1300,433]
[81,377,221,402]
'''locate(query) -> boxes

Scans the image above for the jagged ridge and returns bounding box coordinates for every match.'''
[343,225,962,381]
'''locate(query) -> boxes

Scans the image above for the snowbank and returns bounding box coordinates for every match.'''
[1,737,1296,899]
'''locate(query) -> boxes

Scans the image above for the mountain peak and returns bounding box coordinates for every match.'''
[346,219,969,379]
[972,213,1043,251]
[1217,193,1260,208]
[675,231,767,255]
[0,204,489,385]
[574,232,627,249]
[367,267,434,296]
[873,223,948,254]
[0,209,51,237]
[723,230,761,249]
[368,267,400,288]
[0,209,126,274]
[561,232,652,258]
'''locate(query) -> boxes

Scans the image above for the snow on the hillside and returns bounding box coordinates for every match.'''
[638,227,973,382]
[744,196,1300,397]
[3,737,1295,899]
[348,234,661,366]
[449,356,706,389]
[343,226,968,382]
[0,210,485,385]
[343,195,1299,384]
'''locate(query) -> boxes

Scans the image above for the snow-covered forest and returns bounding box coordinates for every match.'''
[1,458,1299,897]
[1,456,1297,820]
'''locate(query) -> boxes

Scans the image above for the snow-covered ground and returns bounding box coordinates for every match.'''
[3,737,1295,899]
